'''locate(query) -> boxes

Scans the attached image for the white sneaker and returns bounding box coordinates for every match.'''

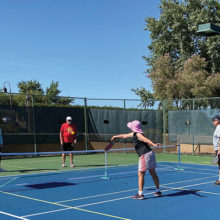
[62,163,66,168]
[70,164,74,168]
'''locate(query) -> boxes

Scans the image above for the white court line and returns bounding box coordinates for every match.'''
[22,208,72,218]
[14,183,29,186]
[163,185,220,196]
[0,177,18,188]
[75,180,215,208]
[0,211,29,220]
[56,174,217,203]
[67,171,138,181]
[12,176,218,219]
[159,163,218,172]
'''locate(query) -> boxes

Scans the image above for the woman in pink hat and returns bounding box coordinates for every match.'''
[111,120,161,200]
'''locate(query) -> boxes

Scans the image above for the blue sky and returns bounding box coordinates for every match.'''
[0,0,161,99]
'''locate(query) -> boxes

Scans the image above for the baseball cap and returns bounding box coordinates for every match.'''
[66,116,72,121]
[212,115,220,121]
[127,120,143,133]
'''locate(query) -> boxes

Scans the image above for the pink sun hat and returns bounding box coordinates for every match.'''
[127,120,144,133]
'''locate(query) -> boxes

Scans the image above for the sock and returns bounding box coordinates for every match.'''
[138,191,143,195]
[156,188,160,192]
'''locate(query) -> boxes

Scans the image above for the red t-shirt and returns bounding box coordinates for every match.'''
[60,123,77,143]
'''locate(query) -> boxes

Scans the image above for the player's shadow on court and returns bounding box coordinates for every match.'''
[144,188,206,199]
[6,168,59,173]
[26,181,76,189]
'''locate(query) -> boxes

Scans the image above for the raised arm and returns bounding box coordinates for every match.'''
[137,133,159,147]
[111,132,133,141]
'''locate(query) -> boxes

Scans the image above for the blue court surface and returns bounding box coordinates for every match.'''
[0,162,220,220]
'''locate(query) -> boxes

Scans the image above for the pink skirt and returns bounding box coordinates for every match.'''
[138,151,157,172]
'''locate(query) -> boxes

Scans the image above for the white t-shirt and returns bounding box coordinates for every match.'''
[213,124,220,151]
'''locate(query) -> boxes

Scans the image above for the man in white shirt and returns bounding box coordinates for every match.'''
[212,115,220,185]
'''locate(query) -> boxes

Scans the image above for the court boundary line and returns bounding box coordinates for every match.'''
[0,211,29,220]
[0,160,217,179]
[22,208,72,218]
[0,190,131,220]
[0,165,216,191]
[0,177,18,188]
[1,175,217,219]
[162,185,220,197]
[73,180,216,208]
[56,174,217,203]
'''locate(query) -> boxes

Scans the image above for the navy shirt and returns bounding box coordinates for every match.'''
[133,132,152,157]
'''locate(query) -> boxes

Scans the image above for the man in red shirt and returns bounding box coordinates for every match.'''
[60,116,77,168]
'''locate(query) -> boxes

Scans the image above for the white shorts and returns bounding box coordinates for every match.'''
[138,151,157,172]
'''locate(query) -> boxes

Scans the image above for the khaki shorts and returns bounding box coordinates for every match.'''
[138,151,157,172]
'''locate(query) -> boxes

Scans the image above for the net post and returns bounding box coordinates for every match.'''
[101,151,110,180]
[174,144,184,171]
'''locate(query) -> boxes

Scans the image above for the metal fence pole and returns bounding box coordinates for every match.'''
[123,99,126,152]
[192,99,195,155]
[123,99,126,109]
[162,100,167,153]
[32,95,37,154]
[84,97,88,151]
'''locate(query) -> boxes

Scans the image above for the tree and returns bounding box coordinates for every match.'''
[46,81,61,104]
[131,88,155,109]
[144,0,220,100]
[17,80,44,95]
[16,80,44,106]
[149,54,220,106]
[46,81,74,105]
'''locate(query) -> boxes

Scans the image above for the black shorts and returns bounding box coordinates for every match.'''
[62,142,74,151]
[215,151,220,167]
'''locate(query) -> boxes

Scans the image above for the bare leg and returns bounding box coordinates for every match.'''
[138,171,145,191]
[218,166,220,180]
[70,153,73,165]
[149,169,160,189]
[62,153,66,164]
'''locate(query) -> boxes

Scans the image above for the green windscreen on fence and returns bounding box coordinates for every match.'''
[0,103,163,152]
[168,109,219,144]
[88,108,163,143]
[0,105,84,145]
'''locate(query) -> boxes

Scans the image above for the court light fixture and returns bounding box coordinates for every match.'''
[197,23,220,36]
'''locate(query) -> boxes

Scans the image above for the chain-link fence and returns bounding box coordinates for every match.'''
[0,92,219,154]
[0,93,162,153]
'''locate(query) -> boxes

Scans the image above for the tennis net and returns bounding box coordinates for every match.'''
[0,145,180,178]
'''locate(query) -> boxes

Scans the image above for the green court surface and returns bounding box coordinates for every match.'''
[0,151,214,177]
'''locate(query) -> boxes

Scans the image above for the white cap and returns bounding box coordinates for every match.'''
[66,116,72,121]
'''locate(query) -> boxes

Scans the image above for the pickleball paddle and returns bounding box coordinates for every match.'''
[105,140,115,151]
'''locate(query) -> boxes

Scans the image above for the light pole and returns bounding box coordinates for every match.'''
[3,81,13,122]
[3,81,12,106]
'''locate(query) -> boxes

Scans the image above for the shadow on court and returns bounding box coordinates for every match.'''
[4,168,59,173]
[144,188,206,200]
[26,181,76,189]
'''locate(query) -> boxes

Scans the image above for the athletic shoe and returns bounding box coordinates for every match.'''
[214,180,220,185]
[132,193,144,200]
[154,191,162,197]
[62,163,66,168]
[70,164,74,168]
